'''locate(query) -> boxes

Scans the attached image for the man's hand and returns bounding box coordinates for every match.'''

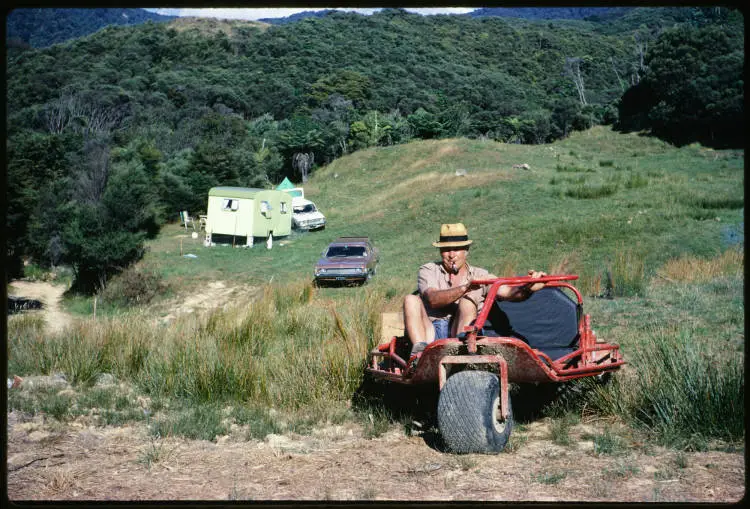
[498,270,547,301]
[464,279,481,293]
[526,270,547,292]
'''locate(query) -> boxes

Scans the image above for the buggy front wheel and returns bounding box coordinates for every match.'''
[437,370,513,454]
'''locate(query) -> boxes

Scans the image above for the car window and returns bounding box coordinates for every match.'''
[293,203,316,213]
[326,246,366,257]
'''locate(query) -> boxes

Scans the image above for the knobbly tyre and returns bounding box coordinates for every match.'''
[366,274,625,454]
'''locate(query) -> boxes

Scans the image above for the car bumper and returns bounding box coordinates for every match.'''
[315,275,367,283]
[314,270,368,282]
[294,219,326,230]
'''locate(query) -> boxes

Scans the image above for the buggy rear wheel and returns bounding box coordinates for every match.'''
[437,370,513,454]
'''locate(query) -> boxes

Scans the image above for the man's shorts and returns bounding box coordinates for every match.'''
[432,318,451,340]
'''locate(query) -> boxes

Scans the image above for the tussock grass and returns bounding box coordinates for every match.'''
[658,247,743,283]
[556,163,593,173]
[586,325,744,449]
[9,282,384,434]
[565,183,618,199]
[607,246,646,297]
[689,196,744,210]
[624,173,649,189]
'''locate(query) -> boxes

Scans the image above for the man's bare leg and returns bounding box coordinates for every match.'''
[403,294,435,346]
[451,297,477,337]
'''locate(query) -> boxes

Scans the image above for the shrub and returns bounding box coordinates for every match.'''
[100,266,167,307]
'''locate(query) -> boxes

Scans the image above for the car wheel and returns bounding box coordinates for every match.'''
[437,370,513,454]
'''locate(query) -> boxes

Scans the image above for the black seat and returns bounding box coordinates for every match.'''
[483,287,580,360]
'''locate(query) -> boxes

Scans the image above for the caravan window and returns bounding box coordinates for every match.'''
[260,201,272,214]
[280,202,288,214]
[222,199,239,211]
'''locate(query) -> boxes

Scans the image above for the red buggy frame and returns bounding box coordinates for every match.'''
[366,274,625,454]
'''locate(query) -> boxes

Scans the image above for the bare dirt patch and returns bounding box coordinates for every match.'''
[6,412,743,502]
[158,281,262,324]
[8,278,261,329]
[8,281,73,333]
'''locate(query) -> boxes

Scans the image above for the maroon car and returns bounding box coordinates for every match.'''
[314,237,379,285]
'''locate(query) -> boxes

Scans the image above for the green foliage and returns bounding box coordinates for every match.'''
[6,8,175,48]
[617,22,744,148]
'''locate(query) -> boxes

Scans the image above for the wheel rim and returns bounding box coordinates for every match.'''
[492,395,507,433]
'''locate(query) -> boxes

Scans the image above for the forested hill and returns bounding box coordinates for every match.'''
[6,8,175,48]
[6,6,743,290]
[467,7,632,20]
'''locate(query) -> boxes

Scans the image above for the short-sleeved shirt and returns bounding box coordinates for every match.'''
[417,262,495,322]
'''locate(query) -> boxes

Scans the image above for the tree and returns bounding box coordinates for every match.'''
[617,23,743,148]
[292,152,314,183]
[563,56,588,106]
[6,131,75,277]
[407,108,444,139]
[307,70,372,109]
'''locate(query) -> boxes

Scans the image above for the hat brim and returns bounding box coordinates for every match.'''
[432,240,473,248]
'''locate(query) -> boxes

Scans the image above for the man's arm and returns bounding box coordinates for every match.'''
[418,263,481,310]
[498,270,547,301]
[423,282,478,309]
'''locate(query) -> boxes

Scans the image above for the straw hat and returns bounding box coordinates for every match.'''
[432,223,473,248]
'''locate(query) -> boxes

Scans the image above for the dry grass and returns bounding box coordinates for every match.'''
[47,466,82,494]
[658,248,743,283]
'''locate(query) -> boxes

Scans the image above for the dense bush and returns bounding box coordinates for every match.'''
[99,266,167,307]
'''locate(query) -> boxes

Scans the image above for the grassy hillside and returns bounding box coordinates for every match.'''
[9,128,744,449]
[138,126,743,300]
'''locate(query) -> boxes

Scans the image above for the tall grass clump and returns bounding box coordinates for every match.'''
[605,247,646,297]
[587,326,744,449]
[658,248,743,283]
[7,314,51,375]
[136,282,384,420]
[689,196,744,210]
[624,173,649,189]
[556,163,593,173]
[565,183,618,199]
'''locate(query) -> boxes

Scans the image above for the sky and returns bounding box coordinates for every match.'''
[144,7,477,21]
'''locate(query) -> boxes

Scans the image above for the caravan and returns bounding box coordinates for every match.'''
[204,187,291,247]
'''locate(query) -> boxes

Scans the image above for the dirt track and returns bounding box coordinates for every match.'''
[8,280,73,333]
[6,412,744,502]
[6,281,745,502]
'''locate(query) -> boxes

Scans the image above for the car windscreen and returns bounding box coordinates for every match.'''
[326,246,366,257]
[293,204,316,213]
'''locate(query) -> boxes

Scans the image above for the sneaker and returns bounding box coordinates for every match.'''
[410,341,429,356]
